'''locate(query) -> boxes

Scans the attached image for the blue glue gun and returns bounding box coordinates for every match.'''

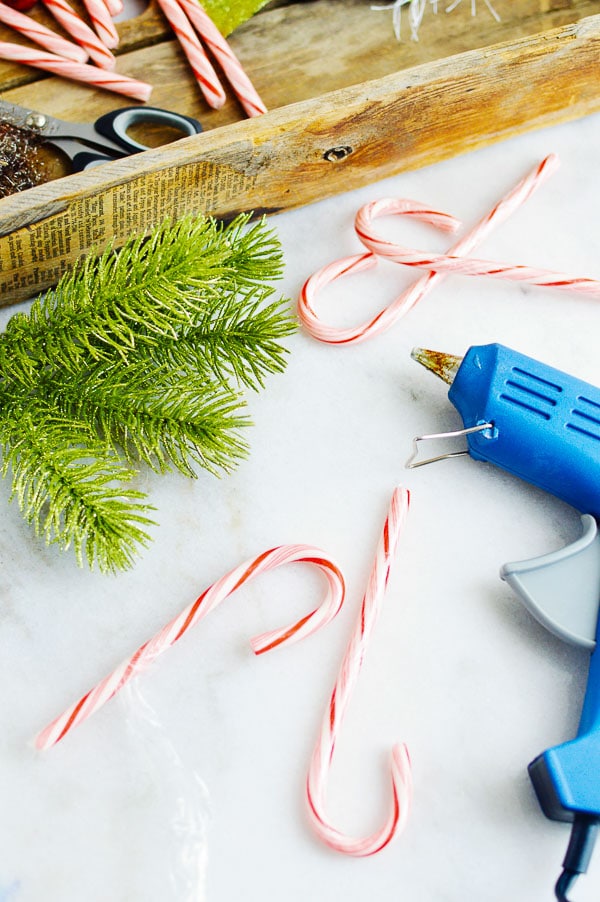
[410,343,600,901]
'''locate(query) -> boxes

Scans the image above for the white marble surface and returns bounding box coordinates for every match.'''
[1,109,600,902]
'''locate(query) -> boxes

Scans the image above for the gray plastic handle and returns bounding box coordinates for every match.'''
[501,515,600,650]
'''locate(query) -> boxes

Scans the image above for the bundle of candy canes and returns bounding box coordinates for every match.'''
[37,487,412,856]
[0,0,265,111]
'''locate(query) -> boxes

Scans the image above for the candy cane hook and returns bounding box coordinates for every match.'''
[306,486,413,855]
[36,544,345,750]
[298,200,460,345]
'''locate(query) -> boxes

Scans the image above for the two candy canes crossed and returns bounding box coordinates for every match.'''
[299,154,600,345]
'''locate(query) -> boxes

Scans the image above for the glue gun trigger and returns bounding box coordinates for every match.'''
[501,515,600,649]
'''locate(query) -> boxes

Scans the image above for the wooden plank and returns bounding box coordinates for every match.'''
[0,0,597,99]
[0,4,598,306]
[1,0,597,136]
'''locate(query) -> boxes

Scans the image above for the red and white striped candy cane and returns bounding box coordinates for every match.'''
[0,42,151,100]
[299,201,460,344]
[0,3,88,62]
[156,0,226,108]
[176,0,266,117]
[40,0,116,68]
[102,0,124,16]
[357,185,600,298]
[36,544,345,750]
[81,0,120,49]
[299,154,583,344]
[306,486,412,855]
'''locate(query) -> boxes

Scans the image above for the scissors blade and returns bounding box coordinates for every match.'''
[0,100,126,158]
[0,100,39,131]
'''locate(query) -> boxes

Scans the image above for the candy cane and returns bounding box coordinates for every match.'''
[40,0,116,68]
[81,0,120,49]
[299,202,460,344]
[176,0,266,117]
[357,197,600,298]
[36,545,345,750]
[155,0,226,108]
[102,0,124,15]
[0,2,88,62]
[298,154,582,344]
[306,486,412,855]
[0,43,151,100]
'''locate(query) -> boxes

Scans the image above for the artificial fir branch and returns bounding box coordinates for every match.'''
[0,213,296,572]
[178,283,298,390]
[0,214,284,380]
[0,400,154,571]
[52,365,251,476]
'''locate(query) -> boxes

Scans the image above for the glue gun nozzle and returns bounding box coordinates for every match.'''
[411,347,463,385]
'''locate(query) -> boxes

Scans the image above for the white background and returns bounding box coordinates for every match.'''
[0,82,599,902]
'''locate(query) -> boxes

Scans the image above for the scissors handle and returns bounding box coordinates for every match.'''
[69,106,203,170]
[94,106,202,154]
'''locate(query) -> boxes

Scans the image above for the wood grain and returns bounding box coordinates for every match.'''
[0,0,597,100]
[0,2,598,305]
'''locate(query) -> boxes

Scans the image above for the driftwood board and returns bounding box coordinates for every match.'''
[0,0,598,305]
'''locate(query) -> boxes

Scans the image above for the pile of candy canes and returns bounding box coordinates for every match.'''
[0,0,265,111]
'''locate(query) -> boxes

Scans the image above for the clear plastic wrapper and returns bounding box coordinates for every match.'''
[2,681,210,902]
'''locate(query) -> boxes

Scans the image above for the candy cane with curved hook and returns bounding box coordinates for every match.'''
[356,192,600,298]
[35,544,345,750]
[36,491,416,858]
[306,486,413,855]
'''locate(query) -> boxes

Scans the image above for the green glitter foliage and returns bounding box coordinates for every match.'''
[201,0,272,36]
[0,214,295,572]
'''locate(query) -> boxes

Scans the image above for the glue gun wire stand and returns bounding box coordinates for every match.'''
[410,343,600,901]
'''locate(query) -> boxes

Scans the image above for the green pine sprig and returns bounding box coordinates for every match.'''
[201,0,272,37]
[0,213,296,572]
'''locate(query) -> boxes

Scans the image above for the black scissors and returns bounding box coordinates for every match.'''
[0,100,202,171]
